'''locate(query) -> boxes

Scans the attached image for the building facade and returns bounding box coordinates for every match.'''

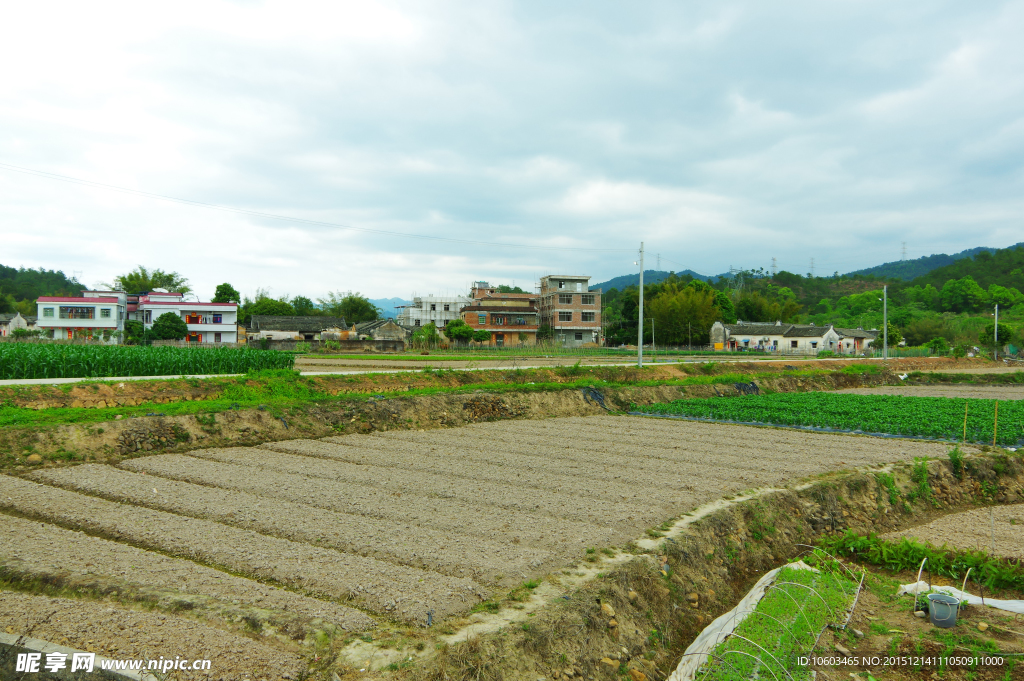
[397,295,471,328]
[133,292,239,344]
[248,315,348,341]
[460,299,539,346]
[709,321,871,354]
[36,290,127,342]
[538,275,602,346]
[0,312,36,337]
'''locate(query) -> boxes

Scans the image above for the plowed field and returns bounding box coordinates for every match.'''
[1,414,967,672]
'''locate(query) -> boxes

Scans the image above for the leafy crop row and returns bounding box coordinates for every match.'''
[637,393,1024,446]
[0,344,294,379]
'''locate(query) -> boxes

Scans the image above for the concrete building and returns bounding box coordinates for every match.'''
[134,292,239,344]
[249,316,349,341]
[397,295,471,328]
[460,295,539,346]
[538,275,602,346]
[36,290,127,342]
[710,321,860,354]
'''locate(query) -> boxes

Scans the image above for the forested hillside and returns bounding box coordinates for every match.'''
[845,243,1023,280]
[0,265,82,315]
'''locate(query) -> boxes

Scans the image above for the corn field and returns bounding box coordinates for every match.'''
[0,344,294,380]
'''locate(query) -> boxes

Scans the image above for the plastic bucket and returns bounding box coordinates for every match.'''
[927,593,960,628]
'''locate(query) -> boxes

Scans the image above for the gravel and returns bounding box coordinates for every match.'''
[0,514,373,632]
[0,475,484,621]
[882,504,1024,559]
[837,385,1024,400]
[188,446,658,526]
[122,454,622,556]
[1,591,307,681]
[33,464,552,583]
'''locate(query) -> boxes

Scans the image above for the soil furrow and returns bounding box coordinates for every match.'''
[32,464,552,584]
[186,447,665,525]
[121,454,622,554]
[0,513,373,632]
[0,476,484,621]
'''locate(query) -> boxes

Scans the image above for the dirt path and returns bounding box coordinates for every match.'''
[882,503,1024,559]
[836,384,1024,400]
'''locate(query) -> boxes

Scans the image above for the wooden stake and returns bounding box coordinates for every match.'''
[993,400,999,446]
[963,402,969,443]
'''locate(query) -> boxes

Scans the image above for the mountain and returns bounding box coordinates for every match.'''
[904,243,1024,291]
[845,243,1024,281]
[369,297,411,318]
[591,269,721,292]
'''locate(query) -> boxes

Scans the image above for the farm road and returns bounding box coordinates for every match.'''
[837,384,1024,400]
[2,414,972,661]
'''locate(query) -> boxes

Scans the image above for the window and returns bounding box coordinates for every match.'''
[558,294,573,304]
[811,342,818,348]
[43,308,54,318]
[100,308,111,318]
[478,314,486,324]
[790,340,798,348]
[575,332,583,341]
[430,304,436,311]
[558,280,564,289]
[415,319,421,326]
[213,314,222,324]
[59,306,95,319]
[443,304,450,311]
[581,294,595,305]
[514,316,526,325]
[144,310,152,324]
[576,283,582,292]
[558,311,572,322]
[494,316,505,325]
[215,332,222,343]
[582,312,595,322]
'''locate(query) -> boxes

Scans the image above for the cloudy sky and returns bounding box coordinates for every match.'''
[2,1,1023,301]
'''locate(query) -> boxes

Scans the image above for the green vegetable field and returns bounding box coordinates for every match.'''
[636,393,1024,446]
[0,344,294,380]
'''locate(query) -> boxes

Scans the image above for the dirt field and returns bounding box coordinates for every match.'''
[882,503,1024,559]
[0,414,984,676]
[837,384,1024,400]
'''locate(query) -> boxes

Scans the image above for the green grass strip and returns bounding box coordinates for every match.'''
[635,393,1024,446]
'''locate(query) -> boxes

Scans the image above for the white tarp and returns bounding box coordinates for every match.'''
[668,561,819,681]
[898,581,1024,615]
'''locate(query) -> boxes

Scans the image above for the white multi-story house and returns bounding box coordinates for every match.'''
[134,292,238,343]
[36,290,127,342]
[397,294,471,328]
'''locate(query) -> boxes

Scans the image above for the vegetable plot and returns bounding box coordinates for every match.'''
[637,393,1024,446]
[0,344,294,379]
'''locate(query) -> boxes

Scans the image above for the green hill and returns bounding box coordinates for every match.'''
[0,265,82,315]
[847,243,1024,280]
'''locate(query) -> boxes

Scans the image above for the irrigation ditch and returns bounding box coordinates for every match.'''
[397,449,1024,681]
[1,367,902,466]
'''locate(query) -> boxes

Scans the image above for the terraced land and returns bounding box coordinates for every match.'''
[1,414,970,671]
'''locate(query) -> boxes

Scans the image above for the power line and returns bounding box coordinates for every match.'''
[0,161,631,253]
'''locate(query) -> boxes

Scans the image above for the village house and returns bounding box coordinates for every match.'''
[710,321,876,354]
[249,315,349,341]
[397,294,471,328]
[35,290,127,343]
[133,291,239,344]
[460,286,540,346]
[0,312,37,337]
[538,275,602,346]
[353,319,408,341]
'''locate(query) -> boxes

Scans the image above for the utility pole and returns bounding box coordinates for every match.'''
[637,243,644,368]
[883,284,888,361]
[688,321,692,350]
[994,303,999,361]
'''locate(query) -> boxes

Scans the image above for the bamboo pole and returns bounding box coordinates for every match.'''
[993,400,999,446]
[963,402,969,443]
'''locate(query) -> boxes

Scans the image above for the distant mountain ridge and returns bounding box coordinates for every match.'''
[590,269,722,292]
[369,297,411,318]
[846,243,1024,281]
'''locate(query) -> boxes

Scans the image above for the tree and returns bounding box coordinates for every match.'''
[496,285,527,293]
[939,276,986,313]
[108,266,192,294]
[318,291,380,324]
[472,329,491,343]
[248,298,295,317]
[411,322,440,348]
[151,312,189,340]
[291,296,319,316]
[925,337,950,355]
[212,283,240,304]
[124,320,146,344]
[978,323,1013,349]
[445,319,476,344]
[646,284,719,345]
[883,321,903,346]
[903,318,949,347]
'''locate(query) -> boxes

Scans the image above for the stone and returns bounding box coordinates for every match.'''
[686,592,699,603]
[608,619,618,628]
[852,629,864,639]
[600,658,617,668]
[914,611,926,618]
[628,670,646,681]
[601,603,615,617]
[834,644,851,656]
[115,414,123,420]
[26,454,43,465]
[628,590,639,601]
[977,622,989,632]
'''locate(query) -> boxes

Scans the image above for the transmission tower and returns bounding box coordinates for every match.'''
[657,253,661,270]
[809,258,815,277]
[771,257,777,277]
[901,242,907,261]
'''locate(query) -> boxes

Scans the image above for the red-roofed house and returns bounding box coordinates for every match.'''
[36,290,127,342]
[133,291,238,343]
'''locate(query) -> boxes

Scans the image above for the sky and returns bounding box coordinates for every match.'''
[2,0,1023,301]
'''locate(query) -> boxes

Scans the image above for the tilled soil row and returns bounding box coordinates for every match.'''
[0,591,307,681]
[839,385,1024,400]
[0,476,484,621]
[882,503,1024,559]
[0,514,373,632]
[121,455,621,554]
[33,464,552,583]
[186,447,663,526]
